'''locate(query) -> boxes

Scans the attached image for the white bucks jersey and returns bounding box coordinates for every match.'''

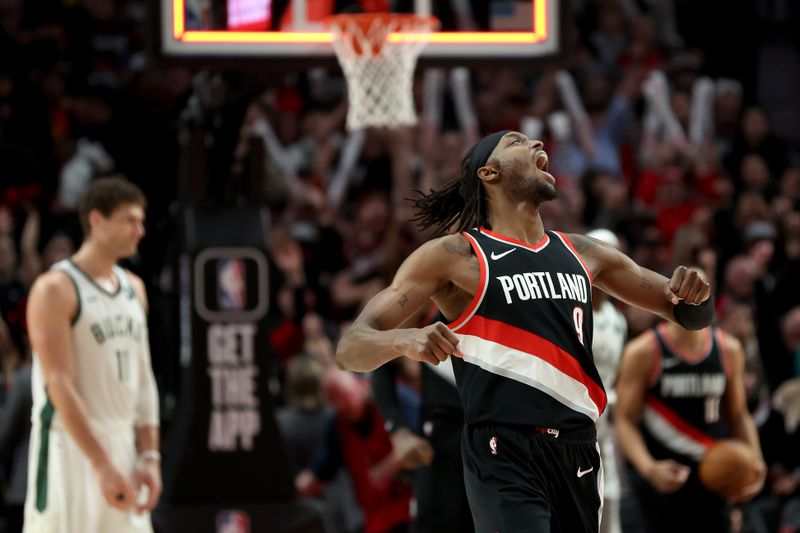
[31,259,150,433]
[591,300,627,404]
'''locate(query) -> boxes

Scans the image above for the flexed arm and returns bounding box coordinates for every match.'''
[568,234,712,329]
[336,234,473,372]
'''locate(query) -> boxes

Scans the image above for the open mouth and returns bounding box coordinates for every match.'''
[535,151,549,173]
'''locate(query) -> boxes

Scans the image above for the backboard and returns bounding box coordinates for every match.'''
[159,0,561,62]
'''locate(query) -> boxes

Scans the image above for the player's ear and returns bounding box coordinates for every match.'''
[88,209,105,230]
[477,162,500,183]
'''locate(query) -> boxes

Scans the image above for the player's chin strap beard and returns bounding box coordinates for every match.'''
[460,130,510,200]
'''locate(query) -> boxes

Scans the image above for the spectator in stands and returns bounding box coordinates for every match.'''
[277,355,363,533]
[0,355,32,533]
[297,370,431,533]
[726,106,790,179]
[0,234,27,360]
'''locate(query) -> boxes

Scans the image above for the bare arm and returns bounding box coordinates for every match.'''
[615,333,658,476]
[615,332,690,493]
[27,272,138,510]
[569,234,711,327]
[335,235,470,372]
[721,334,766,501]
[127,272,160,435]
[28,273,111,469]
[127,271,162,512]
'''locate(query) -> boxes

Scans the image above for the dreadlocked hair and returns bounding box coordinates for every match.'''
[411,146,488,237]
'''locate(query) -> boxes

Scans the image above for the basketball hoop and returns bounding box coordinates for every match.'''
[329,13,439,131]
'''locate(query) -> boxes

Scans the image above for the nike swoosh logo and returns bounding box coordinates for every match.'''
[490,248,517,260]
[661,358,680,369]
[577,466,594,478]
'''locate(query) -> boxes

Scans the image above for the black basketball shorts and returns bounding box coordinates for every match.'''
[461,423,603,533]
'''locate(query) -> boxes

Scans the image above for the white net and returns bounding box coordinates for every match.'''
[329,14,437,131]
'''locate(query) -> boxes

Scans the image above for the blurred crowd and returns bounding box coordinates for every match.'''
[2,0,800,532]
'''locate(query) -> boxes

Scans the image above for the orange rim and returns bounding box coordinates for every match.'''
[328,13,439,34]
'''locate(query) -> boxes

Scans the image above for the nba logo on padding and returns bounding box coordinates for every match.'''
[217,258,246,310]
[216,509,250,533]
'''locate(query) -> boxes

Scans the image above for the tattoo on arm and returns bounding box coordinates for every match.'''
[398,293,409,308]
[442,237,472,257]
[569,234,598,254]
[639,275,653,289]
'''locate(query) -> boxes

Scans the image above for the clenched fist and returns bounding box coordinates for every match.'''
[395,322,463,366]
[645,459,690,494]
[664,266,711,306]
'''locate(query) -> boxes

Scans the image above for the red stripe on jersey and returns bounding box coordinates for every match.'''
[644,395,717,447]
[447,232,488,330]
[458,314,607,414]
[553,232,593,284]
[479,227,550,252]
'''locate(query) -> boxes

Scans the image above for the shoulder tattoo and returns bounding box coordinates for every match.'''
[568,234,598,254]
[442,236,473,258]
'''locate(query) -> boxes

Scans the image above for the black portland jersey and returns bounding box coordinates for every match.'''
[641,324,730,463]
[449,227,606,430]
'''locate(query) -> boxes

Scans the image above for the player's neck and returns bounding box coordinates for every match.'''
[71,243,119,279]
[486,204,545,245]
[663,322,708,350]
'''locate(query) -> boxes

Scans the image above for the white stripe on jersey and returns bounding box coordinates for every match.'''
[641,406,709,461]
[458,334,601,421]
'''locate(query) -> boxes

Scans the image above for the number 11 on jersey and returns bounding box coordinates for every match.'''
[115,350,129,382]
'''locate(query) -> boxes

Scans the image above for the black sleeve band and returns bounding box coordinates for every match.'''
[673,297,714,330]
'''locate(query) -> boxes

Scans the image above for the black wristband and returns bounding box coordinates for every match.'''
[673,297,714,330]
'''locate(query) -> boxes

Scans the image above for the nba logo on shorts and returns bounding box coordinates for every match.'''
[216,510,250,533]
[489,436,498,455]
[217,258,246,310]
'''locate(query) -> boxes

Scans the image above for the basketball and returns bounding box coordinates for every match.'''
[698,440,759,499]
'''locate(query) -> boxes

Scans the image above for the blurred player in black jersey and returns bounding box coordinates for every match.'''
[615,309,766,533]
[336,131,713,532]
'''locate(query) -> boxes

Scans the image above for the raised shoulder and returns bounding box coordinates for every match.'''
[719,329,745,374]
[397,232,475,287]
[438,232,474,259]
[124,269,149,313]
[566,233,603,255]
[565,233,617,278]
[625,329,658,356]
[720,330,743,355]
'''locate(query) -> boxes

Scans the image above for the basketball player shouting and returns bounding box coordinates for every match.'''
[336,130,712,532]
[24,178,161,533]
[616,307,766,532]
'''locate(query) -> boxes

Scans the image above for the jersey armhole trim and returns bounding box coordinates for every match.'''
[54,269,81,326]
[716,329,732,379]
[67,274,81,326]
[119,268,145,309]
[447,232,489,332]
[553,231,593,285]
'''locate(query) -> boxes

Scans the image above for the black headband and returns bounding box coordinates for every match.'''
[464,130,511,192]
